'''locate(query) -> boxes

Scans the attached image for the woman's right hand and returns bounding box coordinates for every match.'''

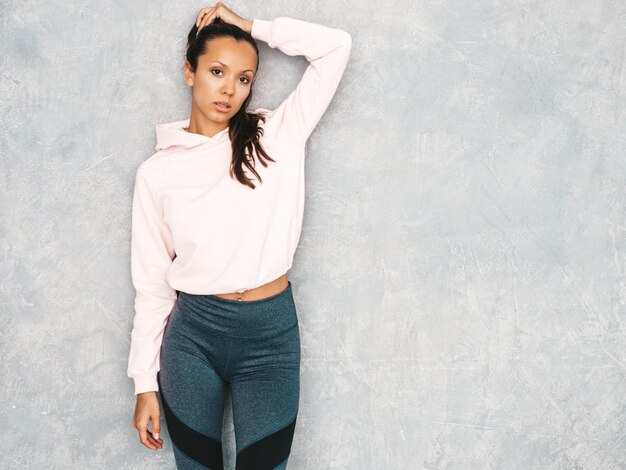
[133,391,164,450]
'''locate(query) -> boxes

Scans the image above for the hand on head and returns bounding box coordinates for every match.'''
[195,2,252,34]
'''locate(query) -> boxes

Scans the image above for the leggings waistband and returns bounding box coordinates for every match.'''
[174,281,297,338]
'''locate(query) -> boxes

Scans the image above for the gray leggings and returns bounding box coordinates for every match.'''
[157,281,300,470]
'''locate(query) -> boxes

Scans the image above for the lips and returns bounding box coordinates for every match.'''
[214,101,231,110]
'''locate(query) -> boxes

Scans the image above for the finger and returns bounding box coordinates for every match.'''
[138,427,157,450]
[153,414,161,441]
[151,415,163,448]
[199,7,216,30]
[196,7,213,27]
[147,430,163,449]
[197,7,214,28]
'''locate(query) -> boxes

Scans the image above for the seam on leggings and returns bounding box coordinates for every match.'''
[236,410,298,456]
[184,312,249,339]
[185,313,297,340]
[223,338,234,378]
[274,455,289,470]
[175,343,223,378]
[157,371,223,443]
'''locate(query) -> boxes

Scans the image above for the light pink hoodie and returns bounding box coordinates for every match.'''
[128,17,352,394]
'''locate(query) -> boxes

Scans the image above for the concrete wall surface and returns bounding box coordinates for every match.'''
[1,0,624,468]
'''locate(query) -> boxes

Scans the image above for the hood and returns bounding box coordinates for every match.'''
[155,119,230,151]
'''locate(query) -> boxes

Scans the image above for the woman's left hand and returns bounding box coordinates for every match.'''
[195,2,252,33]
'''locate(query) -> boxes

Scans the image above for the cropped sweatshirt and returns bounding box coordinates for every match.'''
[127,16,352,394]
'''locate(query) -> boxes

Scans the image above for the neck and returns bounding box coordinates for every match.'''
[187,106,229,138]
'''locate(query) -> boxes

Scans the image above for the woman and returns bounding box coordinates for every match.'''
[128,3,352,469]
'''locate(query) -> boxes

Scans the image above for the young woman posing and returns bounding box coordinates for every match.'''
[128,3,351,469]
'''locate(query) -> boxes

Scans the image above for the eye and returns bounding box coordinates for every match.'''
[211,69,222,76]
[240,76,250,84]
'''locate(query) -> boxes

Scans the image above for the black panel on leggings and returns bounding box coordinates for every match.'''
[157,373,224,470]
[235,415,297,470]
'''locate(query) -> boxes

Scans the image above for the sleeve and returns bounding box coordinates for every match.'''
[127,165,177,395]
[250,16,352,143]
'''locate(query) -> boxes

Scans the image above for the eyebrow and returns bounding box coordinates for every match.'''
[210,60,255,74]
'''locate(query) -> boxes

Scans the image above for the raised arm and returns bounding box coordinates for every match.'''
[250,16,352,143]
[127,163,177,395]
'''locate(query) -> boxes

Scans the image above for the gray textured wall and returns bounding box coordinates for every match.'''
[2,0,625,469]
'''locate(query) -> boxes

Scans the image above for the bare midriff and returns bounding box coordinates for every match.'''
[211,273,289,302]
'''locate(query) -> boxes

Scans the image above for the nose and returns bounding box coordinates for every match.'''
[221,80,235,96]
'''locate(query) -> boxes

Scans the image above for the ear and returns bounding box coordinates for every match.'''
[184,60,195,87]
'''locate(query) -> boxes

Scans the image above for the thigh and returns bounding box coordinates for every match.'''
[230,321,301,470]
[158,301,227,470]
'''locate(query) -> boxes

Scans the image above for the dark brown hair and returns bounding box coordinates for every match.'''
[186,18,275,189]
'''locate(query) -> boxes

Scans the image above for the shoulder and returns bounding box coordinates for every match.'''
[135,150,172,189]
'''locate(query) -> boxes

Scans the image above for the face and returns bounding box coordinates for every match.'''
[184,36,258,125]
